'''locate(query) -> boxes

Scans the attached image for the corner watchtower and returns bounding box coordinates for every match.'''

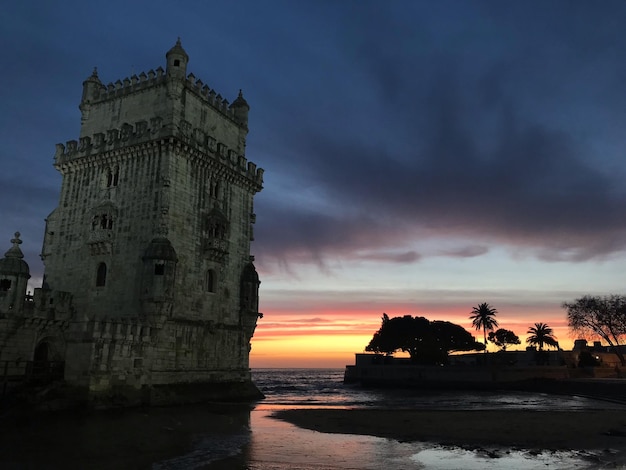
[0,233,30,314]
[166,38,189,79]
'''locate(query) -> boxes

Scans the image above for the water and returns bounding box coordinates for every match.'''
[157,369,626,469]
[2,368,625,469]
[251,368,619,411]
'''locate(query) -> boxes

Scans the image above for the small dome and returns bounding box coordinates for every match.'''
[166,38,189,62]
[143,237,178,261]
[83,67,102,85]
[0,257,29,276]
[231,90,249,109]
[0,232,30,276]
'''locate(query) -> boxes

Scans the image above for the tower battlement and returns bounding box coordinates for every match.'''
[54,127,264,187]
[82,68,243,125]
[78,40,251,152]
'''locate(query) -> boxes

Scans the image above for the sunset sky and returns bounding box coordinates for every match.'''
[2,2,626,368]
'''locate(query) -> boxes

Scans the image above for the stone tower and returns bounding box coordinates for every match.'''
[0,40,264,406]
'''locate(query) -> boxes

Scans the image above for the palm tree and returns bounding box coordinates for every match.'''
[526,323,558,350]
[469,303,498,352]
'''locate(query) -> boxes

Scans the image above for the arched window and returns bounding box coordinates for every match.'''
[206,269,216,293]
[205,208,228,240]
[90,204,117,233]
[112,166,119,186]
[96,262,107,286]
[105,166,120,188]
[208,220,226,239]
[210,179,220,199]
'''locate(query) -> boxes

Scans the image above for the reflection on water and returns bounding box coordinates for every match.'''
[0,404,252,469]
[0,406,611,469]
[1,369,625,469]
[241,409,611,470]
[247,409,423,469]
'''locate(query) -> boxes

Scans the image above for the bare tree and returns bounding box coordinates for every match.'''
[563,295,626,366]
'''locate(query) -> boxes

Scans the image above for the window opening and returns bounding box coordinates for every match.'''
[0,279,11,291]
[96,263,107,287]
[206,269,216,293]
[210,180,220,199]
[154,264,165,275]
[93,213,114,230]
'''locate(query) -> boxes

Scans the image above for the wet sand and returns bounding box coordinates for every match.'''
[273,408,626,452]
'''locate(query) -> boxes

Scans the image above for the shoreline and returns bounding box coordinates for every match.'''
[272,408,626,453]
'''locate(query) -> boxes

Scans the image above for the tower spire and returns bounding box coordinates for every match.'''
[5,232,24,259]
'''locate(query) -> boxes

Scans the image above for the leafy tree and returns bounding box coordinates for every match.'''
[563,295,626,366]
[365,314,484,364]
[469,303,498,352]
[487,328,521,351]
[526,323,558,351]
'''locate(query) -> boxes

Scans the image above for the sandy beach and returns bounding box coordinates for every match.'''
[273,408,626,452]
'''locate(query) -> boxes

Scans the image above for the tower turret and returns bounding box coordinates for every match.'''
[0,232,30,314]
[240,258,261,348]
[81,68,103,104]
[231,89,250,128]
[165,38,189,79]
[79,68,103,122]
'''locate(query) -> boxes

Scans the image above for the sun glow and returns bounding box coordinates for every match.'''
[250,333,371,368]
[250,305,579,368]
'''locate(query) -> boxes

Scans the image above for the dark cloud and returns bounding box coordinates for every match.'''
[255,203,413,268]
[257,75,626,263]
[439,246,489,259]
[358,251,421,264]
[252,2,626,265]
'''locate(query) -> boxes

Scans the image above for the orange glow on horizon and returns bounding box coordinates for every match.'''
[250,333,371,368]
[250,305,586,368]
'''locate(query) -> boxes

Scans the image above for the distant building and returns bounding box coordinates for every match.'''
[0,40,264,406]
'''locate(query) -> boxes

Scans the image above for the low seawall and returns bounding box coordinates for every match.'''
[344,363,626,403]
[344,363,571,384]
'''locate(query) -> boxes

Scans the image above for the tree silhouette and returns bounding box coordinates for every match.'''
[487,328,521,351]
[563,295,626,366]
[469,303,498,352]
[365,314,484,364]
[526,323,558,351]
